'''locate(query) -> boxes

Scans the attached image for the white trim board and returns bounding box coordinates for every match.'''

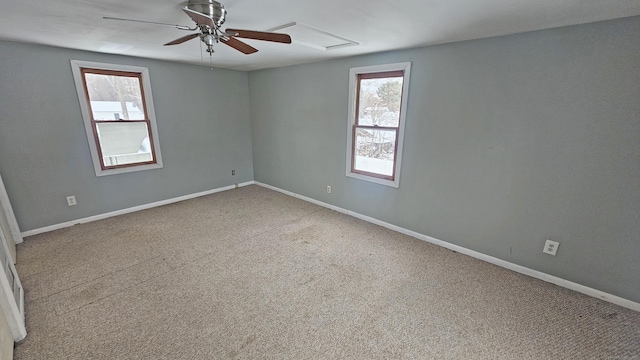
[254,181,640,313]
[0,174,23,247]
[21,181,255,238]
[0,225,26,341]
[70,60,164,177]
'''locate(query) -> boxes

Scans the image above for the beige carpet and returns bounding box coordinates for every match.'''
[13,185,640,359]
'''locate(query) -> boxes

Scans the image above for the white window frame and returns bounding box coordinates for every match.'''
[346,62,411,188]
[70,60,163,177]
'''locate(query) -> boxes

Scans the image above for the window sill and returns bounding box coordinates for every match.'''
[346,171,399,188]
[95,162,163,177]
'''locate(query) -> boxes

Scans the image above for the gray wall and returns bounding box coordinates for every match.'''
[1,17,638,303]
[249,17,640,302]
[0,41,254,231]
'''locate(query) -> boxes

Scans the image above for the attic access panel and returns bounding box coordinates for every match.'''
[268,22,358,51]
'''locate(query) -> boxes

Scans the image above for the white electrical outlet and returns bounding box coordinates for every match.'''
[326,186,331,194]
[543,240,559,256]
[66,195,77,206]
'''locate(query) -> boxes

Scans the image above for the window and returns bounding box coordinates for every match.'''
[346,62,411,187]
[71,60,163,176]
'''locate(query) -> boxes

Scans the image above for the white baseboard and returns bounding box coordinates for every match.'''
[21,181,255,238]
[255,181,640,313]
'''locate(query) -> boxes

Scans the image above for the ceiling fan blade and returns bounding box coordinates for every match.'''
[182,7,216,29]
[220,37,258,54]
[164,33,200,46]
[103,17,192,30]
[226,29,292,44]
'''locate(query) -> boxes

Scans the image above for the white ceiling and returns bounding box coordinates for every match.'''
[1,0,639,71]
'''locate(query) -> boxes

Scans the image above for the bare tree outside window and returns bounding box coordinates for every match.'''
[84,73,145,120]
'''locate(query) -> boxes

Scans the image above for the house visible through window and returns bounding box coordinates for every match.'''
[71,61,163,176]
[346,63,411,188]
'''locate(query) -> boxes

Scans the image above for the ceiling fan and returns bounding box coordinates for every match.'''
[104,0,291,56]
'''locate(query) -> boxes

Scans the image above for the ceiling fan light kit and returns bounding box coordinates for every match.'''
[104,0,291,57]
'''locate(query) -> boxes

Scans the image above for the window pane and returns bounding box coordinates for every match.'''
[84,73,145,120]
[96,122,153,166]
[358,77,403,127]
[354,127,396,176]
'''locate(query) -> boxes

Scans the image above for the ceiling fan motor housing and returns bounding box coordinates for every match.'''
[188,0,226,28]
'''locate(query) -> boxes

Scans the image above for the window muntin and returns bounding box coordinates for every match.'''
[346,63,411,188]
[71,60,163,176]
